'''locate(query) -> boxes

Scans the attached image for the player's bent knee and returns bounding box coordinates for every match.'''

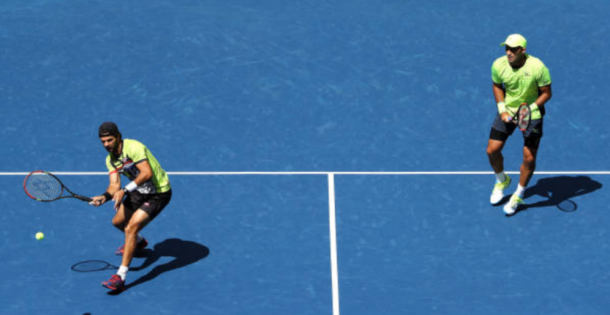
[123,223,140,236]
[487,147,499,157]
[112,217,123,228]
[487,143,504,158]
[524,155,537,166]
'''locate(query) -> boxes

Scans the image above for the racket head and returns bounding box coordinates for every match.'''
[517,103,531,131]
[23,170,64,202]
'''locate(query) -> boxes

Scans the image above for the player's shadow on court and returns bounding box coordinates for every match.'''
[519,176,602,213]
[109,238,210,294]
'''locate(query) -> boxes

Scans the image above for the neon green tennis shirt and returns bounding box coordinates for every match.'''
[491,54,551,120]
[105,139,171,194]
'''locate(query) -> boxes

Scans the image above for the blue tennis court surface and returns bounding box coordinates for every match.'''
[336,174,608,314]
[1,0,609,314]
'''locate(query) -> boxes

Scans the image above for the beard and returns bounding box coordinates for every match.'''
[105,144,120,156]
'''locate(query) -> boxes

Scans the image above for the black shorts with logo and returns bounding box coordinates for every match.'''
[123,189,172,220]
[489,114,543,149]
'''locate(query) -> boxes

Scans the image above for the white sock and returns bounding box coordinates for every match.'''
[515,184,525,198]
[117,265,129,281]
[495,172,507,183]
[136,234,143,243]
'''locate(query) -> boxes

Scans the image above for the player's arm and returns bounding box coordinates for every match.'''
[493,82,511,122]
[90,171,121,207]
[111,160,153,209]
[533,84,552,116]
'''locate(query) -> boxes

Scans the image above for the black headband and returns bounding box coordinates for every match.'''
[99,122,121,138]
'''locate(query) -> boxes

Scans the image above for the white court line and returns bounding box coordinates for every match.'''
[2,171,610,176]
[327,173,340,315]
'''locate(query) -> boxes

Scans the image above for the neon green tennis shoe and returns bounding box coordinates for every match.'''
[504,194,524,215]
[490,175,511,205]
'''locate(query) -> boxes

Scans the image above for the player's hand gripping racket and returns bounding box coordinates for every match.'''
[23,170,92,202]
[508,103,532,131]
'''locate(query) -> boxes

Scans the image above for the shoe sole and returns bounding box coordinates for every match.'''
[102,282,126,292]
[504,201,523,215]
[103,285,126,292]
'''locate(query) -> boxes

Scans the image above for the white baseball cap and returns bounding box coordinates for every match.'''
[500,34,527,48]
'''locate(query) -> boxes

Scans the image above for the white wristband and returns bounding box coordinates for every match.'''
[124,181,138,192]
[497,102,507,114]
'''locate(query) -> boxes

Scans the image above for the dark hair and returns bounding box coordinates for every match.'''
[98,122,122,139]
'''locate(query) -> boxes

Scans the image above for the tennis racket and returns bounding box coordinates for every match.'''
[508,103,532,132]
[23,170,92,202]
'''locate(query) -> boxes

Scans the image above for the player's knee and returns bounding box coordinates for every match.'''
[124,223,139,236]
[523,148,538,165]
[487,146,501,158]
[523,155,536,167]
[112,217,123,228]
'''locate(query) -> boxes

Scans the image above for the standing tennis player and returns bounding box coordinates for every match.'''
[487,34,552,215]
[90,122,172,292]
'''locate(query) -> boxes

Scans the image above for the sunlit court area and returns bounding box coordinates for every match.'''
[1,1,609,314]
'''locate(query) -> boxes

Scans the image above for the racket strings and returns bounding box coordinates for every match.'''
[518,106,531,130]
[25,173,63,200]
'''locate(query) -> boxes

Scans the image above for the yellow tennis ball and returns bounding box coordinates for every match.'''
[35,232,44,240]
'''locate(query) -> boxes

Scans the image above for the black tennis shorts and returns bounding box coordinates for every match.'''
[124,189,172,220]
[489,114,543,149]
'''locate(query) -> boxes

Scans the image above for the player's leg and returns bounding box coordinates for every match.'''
[112,202,146,255]
[103,202,139,291]
[112,190,172,287]
[103,209,151,292]
[520,142,539,187]
[487,138,506,173]
[114,191,150,255]
[102,207,150,292]
[504,120,543,215]
[122,190,172,259]
[487,114,516,205]
[111,203,128,232]
[121,209,152,268]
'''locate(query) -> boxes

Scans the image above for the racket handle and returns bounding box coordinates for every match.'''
[75,195,93,202]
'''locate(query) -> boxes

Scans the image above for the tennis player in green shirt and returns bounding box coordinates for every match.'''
[486,34,552,215]
[90,122,172,292]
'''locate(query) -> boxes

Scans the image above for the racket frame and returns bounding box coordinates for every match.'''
[508,103,532,132]
[517,103,531,132]
[23,170,92,202]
